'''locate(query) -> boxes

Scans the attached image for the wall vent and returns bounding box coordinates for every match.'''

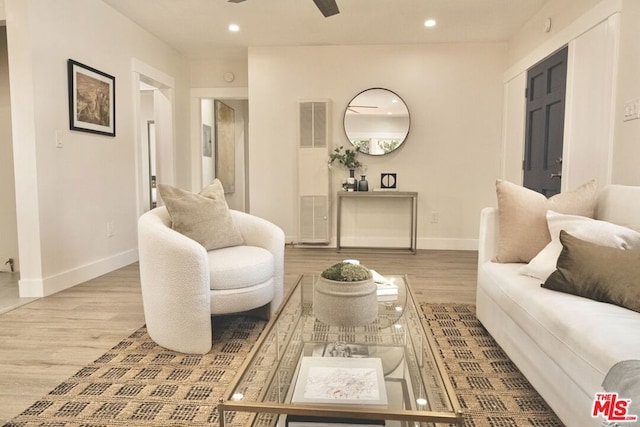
[298,100,330,244]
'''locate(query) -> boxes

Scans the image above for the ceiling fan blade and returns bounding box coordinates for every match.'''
[228,0,246,3]
[312,0,339,17]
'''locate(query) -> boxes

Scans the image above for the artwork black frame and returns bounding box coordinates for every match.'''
[67,59,116,136]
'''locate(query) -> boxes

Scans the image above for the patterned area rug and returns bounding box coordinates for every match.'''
[422,304,563,427]
[5,304,564,427]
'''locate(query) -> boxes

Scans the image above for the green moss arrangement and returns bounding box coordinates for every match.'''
[321,262,372,282]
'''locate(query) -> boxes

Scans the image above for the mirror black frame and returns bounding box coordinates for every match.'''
[343,88,410,156]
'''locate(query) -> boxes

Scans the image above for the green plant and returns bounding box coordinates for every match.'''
[328,145,363,170]
[321,262,372,282]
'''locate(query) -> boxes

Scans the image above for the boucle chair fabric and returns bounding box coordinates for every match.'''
[138,207,284,354]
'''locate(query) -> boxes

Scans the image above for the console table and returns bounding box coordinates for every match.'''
[336,191,418,254]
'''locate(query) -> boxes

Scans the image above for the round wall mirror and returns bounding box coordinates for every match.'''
[344,88,410,155]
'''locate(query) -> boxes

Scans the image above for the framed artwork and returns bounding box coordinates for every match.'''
[215,100,235,194]
[202,124,212,157]
[67,59,115,136]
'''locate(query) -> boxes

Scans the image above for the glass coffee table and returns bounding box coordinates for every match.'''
[218,275,463,426]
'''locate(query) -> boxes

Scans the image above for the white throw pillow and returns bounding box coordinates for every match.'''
[520,211,640,280]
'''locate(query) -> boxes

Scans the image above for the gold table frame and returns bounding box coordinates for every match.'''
[218,275,463,426]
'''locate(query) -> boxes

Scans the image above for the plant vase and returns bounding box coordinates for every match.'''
[313,276,378,327]
[347,169,356,191]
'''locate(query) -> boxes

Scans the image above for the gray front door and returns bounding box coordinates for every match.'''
[523,46,568,197]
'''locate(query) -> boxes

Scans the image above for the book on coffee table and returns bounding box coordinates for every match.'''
[292,357,387,406]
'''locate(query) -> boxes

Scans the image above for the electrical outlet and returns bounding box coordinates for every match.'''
[107,221,115,237]
[430,211,439,224]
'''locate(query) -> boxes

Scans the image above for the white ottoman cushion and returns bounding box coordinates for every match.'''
[208,245,274,290]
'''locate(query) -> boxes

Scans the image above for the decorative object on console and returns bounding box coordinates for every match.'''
[328,145,364,191]
[328,145,363,170]
[381,173,397,189]
[358,175,369,192]
[314,261,377,327]
[347,173,356,192]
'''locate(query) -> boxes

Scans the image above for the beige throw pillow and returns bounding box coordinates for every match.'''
[494,179,597,263]
[158,180,244,250]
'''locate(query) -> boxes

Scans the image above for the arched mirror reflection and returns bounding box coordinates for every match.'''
[344,88,410,155]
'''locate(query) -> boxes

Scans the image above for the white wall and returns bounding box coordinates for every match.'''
[0,26,18,272]
[611,0,640,185]
[190,58,248,88]
[248,44,506,250]
[507,0,603,67]
[5,0,190,296]
[563,15,619,190]
[504,0,629,191]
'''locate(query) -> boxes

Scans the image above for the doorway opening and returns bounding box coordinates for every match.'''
[200,97,249,212]
[133,60,175,217]
[0,25,34,313]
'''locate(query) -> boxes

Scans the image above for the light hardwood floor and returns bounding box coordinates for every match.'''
[0,248,478,423]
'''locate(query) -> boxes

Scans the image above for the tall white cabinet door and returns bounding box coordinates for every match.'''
[298,100,330,244]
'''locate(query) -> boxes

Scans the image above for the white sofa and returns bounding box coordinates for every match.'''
[138,207,285,354]
[477,184,640,427]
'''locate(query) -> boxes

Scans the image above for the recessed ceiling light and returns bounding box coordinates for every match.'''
[229,24,240,32]
[424,19,437,28]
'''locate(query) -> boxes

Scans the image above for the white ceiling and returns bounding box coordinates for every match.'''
[103,0,548,61]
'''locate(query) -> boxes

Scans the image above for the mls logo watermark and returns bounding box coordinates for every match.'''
[592,392,638,423]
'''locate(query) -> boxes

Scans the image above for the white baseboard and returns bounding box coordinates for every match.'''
[418,237,478,251]
[19,249,139,298]
[18,278,45,298]
[289,235,479,251]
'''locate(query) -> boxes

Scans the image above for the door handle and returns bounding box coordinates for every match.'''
[550,173,562,179]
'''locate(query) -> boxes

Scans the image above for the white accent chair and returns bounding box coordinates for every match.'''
[138,207,285,354]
